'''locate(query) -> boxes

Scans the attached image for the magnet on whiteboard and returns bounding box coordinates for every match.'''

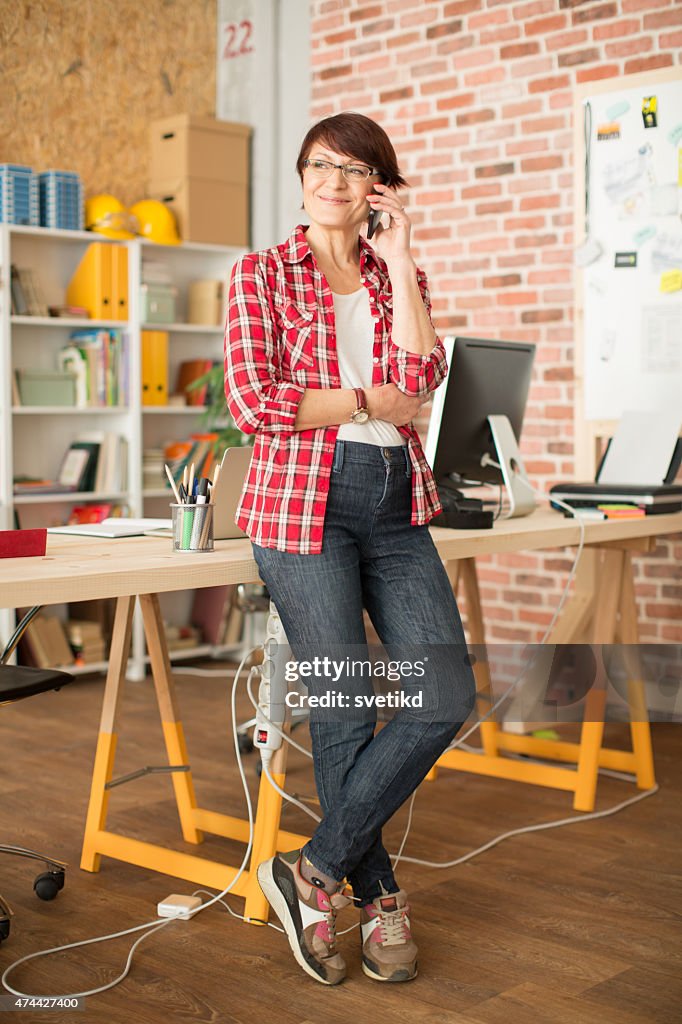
[634,225,657,247]
[606,100,630,121]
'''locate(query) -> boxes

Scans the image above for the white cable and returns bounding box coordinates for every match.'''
[190,888,284,933]
[2,646,261,1001]
[261,759,322,824]
[390,783,659,869]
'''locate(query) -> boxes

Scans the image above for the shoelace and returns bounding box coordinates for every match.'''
[377,907,409,947]
[321,890,353,951]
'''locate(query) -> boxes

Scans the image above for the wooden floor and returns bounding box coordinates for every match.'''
[1,664,680,1024]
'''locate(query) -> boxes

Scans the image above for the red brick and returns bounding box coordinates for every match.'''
[526,14,568,35]
[457,108,496,126]
[444,0,484,15]
[475,162,515,178]
[604,38,654,59]
[507,139,550,156]
[324,29,357,45]
[644,603,682,620]
[420,76,461,95]
[545,29,589,51]
[643,9,682,30]
[523,116,567,133]
[521,155,563,172]
[436,34,477,54]
[660,30,682,47]
[413,117,450,134]
[500,42,540,59]
[528,74,571,94]
[349,5,382,22]
[379,86,414,103]
[624,54,674,73]
[593,17,640,40]
[501,99,543,118]
[483,272,522,287]
[576,64,621,83]
[461,183,502,198]
[453,48,497,69]
[362,18,396,36]
[521,308,563,322]
[426,20,463,39]
[319,64,352,80]
[512,0,556,19]
[480,24,522,44]
[386,32,421,49]
[476,199,514,214]
[510,57,555,79]
[463,67,507,87]
[436,92,475,111]
[558,47,600,66]
[498,290,540,305]
[470,8,510,30]
[572,2,618,24]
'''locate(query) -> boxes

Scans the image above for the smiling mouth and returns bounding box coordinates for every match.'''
[319,196,350,203]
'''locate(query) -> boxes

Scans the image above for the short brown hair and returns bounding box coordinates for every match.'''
[296,112,409,189]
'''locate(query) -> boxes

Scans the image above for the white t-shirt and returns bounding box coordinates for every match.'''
[333,288,406,446]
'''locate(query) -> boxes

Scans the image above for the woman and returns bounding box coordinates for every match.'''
[224,112,475,986]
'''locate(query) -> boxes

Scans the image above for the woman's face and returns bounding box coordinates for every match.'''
[301,142,379,234]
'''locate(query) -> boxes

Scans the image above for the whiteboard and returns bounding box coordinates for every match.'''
[579,72,682,421]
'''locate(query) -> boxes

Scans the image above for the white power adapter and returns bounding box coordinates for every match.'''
[157,894,202,920]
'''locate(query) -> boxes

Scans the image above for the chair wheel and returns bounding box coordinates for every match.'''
[238,733,254,755]
[34,869,65,901]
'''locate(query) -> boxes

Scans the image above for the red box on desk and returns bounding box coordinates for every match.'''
[0,529,47,558]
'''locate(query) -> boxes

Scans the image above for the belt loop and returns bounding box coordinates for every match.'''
[333,439,345,473]
[404,445,412,478]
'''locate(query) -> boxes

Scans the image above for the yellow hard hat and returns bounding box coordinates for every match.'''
[129,199,181,245]
[85,194,137,239]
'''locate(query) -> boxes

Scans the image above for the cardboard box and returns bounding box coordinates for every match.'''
[188,280,224,325]
[149,114,251,185]
[147,177,249,247]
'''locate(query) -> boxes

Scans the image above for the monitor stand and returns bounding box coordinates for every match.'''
[487,415,536,518]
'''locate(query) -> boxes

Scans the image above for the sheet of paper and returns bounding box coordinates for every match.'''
[599,409,682,485]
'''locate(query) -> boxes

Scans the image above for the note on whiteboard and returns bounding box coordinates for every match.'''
[641,306,682,373]
[599,410,682,486]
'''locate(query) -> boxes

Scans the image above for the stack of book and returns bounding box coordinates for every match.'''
[13,431,129,497]
[143,448,165,490]
[10,264,48,315]
[164,432,219,489]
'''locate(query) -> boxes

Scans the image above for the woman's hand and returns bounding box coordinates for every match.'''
[367,183,412,266]
[368,383,430,426]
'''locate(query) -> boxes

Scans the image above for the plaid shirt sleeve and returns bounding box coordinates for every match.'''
[388,266,448,398]
[224,255,305,434]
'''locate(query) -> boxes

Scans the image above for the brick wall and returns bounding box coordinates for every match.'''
[310,0,682,643]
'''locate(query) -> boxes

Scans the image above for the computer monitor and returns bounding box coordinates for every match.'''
[424,336,537,518]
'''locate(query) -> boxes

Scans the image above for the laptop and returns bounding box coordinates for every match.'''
[143,446,253,539]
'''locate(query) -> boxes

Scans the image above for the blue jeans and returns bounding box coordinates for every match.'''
[251,440,475,905]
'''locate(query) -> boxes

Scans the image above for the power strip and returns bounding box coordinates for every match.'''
[157,894,202,920]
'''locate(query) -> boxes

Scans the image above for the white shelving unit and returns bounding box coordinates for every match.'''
[0,224,246,678]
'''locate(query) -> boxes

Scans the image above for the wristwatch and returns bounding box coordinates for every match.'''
[350,387,370,424]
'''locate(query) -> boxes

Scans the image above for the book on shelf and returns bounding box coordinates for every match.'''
[61,329,126,407]
[164,432,219,487]
[51,431,128,495]
[66,619,107,665]
[10,265,49,316]
[13,477,78,495]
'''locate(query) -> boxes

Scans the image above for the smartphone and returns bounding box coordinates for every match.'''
[367,180,384,240]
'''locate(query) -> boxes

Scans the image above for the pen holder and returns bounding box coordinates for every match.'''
[171,503,214,553]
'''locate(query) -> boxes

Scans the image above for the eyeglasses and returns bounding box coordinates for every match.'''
[303,158,380,182]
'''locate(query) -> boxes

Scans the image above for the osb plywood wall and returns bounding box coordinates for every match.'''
[0,0,216,205]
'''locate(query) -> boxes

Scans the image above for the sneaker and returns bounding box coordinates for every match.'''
[360,890,418,982]
[257,849,351,985]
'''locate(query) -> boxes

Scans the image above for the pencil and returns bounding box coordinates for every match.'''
[188,462,196,502]
[164,463,181,504]
[183,465,188,492]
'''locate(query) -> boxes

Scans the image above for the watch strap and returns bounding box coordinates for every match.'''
[353,387,368,412]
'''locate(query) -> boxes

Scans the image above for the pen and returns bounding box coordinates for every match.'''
[190,478,210,548]
[164,464,181,504]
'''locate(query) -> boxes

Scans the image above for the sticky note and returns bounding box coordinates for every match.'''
[607,100,630,121]
[634,225,656,247]
[660,269,682,293]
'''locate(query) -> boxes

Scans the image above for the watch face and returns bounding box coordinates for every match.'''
[352,410,369,424]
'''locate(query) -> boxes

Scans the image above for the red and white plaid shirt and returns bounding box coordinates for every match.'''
[224,224,448,554]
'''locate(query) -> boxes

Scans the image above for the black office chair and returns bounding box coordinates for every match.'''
[0,606,73,943]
